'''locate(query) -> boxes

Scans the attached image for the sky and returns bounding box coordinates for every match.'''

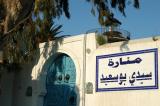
[55,0,160,39]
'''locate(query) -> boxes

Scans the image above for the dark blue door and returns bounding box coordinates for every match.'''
[44,54,77,106]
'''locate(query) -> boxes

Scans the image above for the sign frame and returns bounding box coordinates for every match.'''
[96,48,158,92]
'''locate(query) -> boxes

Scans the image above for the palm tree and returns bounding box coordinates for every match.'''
[0,0,139,64]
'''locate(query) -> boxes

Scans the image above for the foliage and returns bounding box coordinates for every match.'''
[0,0,139,64]
[96,35,107,45]
[0,0,68,63]
[87,0,139,26]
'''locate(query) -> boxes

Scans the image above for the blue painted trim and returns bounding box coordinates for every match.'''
[96,56,99,92]
[96,48,159,92]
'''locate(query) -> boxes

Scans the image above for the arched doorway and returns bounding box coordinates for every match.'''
[43,54,77,106]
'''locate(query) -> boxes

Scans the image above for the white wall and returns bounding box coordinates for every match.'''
[85,36,160,106]
[31,34,89,106]
[1,33,160,106]
[24,34,160,106]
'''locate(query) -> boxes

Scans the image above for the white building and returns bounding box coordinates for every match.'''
[0,32,160,106]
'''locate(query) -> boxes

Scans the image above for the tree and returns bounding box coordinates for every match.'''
[0,0,139,64]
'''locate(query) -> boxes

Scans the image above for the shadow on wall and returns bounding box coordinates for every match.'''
[0,63,34,106]
[39,37,64,62]
[32,37,68,106]
[120,41,130,52]
[0,37,64,106]
[11,64,34,106]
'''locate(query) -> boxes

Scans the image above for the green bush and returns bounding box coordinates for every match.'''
[96,35,107,45]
